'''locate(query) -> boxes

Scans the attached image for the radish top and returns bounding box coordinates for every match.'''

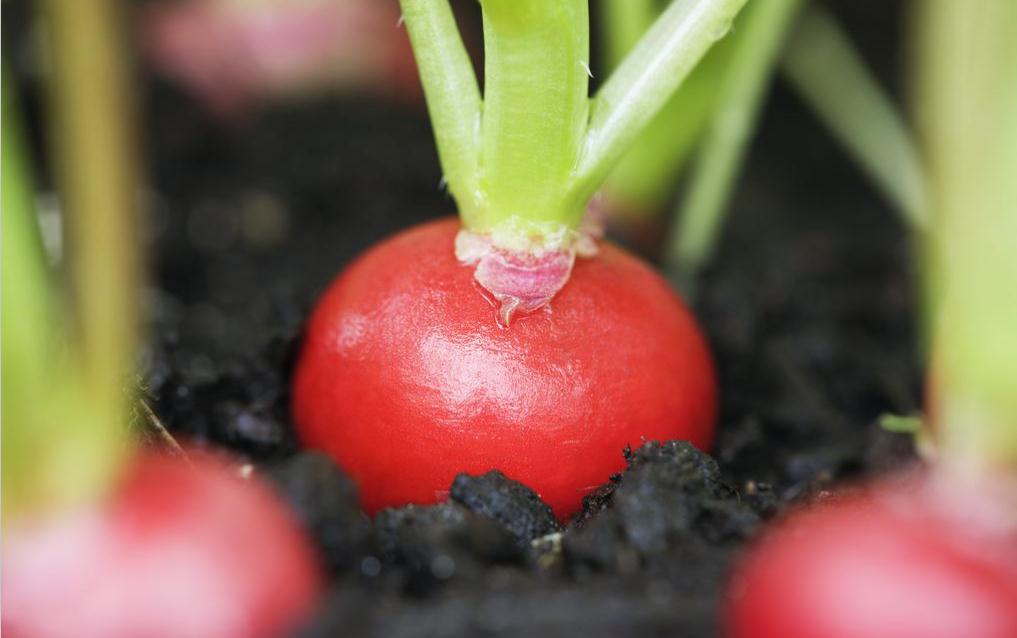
[399,0,747,320]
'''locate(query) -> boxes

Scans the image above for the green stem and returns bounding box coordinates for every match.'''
[666,0,804,289]
[569,0,748,210]
[784,6,927,228]
[474,0,589,234]
[919,0,1017,471]
[602,20,735,218]
[602,22,740,219]
[398,0,482,220]
[45,0,140,427]
[2,69,63,520]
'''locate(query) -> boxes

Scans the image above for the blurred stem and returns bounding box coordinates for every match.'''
[2,69,63,520]
[5,0,143,515]
[398,0,482,220]
[570,0,748,210]
[600,0,656,70]
[666,0,804,292]
[784,6,927,228]
[43,0,140,432]
[918,0,1017,471]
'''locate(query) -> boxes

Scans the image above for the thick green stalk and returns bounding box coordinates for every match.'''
[45,0,140,432]
[919,0,1017,471]
[569,0,748,210]
[785,6,927,228]
[4,0,145,518]
[398,0,482,220]
[666,0,804,288]
[474,0,589,234]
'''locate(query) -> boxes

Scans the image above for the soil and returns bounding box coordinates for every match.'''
[8,1,922,636]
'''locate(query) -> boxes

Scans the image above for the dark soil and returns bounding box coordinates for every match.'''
[8,1,921,636]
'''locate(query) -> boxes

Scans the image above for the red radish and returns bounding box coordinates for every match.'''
[725,473,1017,638]
[142,0,420,117]
[292,218,716,519]
[2,451,322,638]
[289,0,744,520]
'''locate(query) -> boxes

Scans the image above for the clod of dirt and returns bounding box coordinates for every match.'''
[265,452,373,574]
[565,441,768,572]
[450,470,560,546]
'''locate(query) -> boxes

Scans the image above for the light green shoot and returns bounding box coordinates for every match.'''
[599,0,736,218]
[398,0,482,221]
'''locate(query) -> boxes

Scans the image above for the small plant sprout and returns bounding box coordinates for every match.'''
[400,0,747,323]
[2,3,321,636]
[726,2,1017,637]
[294,0,748,518]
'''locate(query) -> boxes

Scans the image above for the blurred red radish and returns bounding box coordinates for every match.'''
[2,452,322,638]
[142,0,420,116]
[726,474,1017,638]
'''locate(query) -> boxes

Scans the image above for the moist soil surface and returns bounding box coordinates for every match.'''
[9,2,921,635]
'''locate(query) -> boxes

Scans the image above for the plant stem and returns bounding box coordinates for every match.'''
[569,0,748,210]
[784,6,927,228]
[2,70,64,520]
[398,0,482,221]
[40,0,139,505]
[474,0,589,234]
[666,0,804,290]
[918,0,1017,471]
[601,6,736,219]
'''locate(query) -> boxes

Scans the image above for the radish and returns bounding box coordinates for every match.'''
[2,451,323,638]
[293,218,715,518]
[291,0,747,519]
[725,474,1017,638]
[725,1,1017,635]
[3,45,321,636]
[142,0,421,117]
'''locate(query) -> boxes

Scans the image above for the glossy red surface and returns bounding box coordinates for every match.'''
[726,474,1017,638]
[292,218,717,519]
[2,452,321,638]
